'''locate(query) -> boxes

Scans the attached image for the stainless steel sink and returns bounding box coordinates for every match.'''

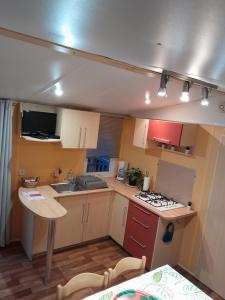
[50,176,108,194]
[50,183,84,193]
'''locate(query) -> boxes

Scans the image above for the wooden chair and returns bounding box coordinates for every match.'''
[108,256,146,287]
[56,272,109,299]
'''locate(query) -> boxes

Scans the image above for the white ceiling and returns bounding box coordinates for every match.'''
[0,35,204,114]
[0,0,224,116]
[1,0,225,88]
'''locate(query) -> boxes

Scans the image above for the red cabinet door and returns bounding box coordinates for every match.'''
[147,120,183,146]
[123,202,158,269]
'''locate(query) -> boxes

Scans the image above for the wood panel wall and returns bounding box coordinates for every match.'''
[119,118,224,274]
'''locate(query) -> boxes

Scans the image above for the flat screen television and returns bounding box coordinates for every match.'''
[22,110,59,139]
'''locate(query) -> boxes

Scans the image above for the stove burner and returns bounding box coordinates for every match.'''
[134,191,184,211]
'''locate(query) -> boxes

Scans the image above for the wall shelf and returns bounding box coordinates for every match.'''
[22,136,62,143]
[155,143,193,157]
[160,147,193,157]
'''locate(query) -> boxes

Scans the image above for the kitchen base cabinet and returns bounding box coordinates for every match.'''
[109,193,129,246]
[123,201,159,269]
[54,195,86,249]
[21,191,113,258]
[83,192,112,242]
[56,192,112,247]
[151,219,184,269]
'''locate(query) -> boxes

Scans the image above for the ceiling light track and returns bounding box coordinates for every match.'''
[164,70,217,90]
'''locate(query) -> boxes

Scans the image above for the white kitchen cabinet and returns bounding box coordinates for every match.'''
[54,195,86,249]
[83,192,112,241]
[79,111,100,149]
[56,108,100,149]
[54,192,112,249]
[133,118,149,149]
[109,193,129,246]
[21,191,112,258]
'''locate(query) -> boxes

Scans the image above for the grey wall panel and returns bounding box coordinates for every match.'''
[155,160,195,205]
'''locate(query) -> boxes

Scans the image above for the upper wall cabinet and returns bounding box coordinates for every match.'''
[56,108,100,149]
[133,118,149,149]
[147,120,197,147]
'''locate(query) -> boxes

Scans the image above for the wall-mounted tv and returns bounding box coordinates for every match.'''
[21,110,59,139]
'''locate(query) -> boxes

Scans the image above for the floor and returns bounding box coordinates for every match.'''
[0,238,223,300]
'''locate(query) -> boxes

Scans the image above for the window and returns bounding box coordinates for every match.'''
[85,115,123,174]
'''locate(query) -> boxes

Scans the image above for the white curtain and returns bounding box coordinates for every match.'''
[0,100,12,247]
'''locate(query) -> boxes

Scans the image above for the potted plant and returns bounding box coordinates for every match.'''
[125,168,143,187]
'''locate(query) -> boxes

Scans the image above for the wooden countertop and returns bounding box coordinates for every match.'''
[103,177,197,221]
[19,186,67,220]
[18,178,196,221]
[18,185,114,220]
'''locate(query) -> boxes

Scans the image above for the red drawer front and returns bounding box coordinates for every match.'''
[128,201,158,228]
[124,233,155,269]
[147,120,183,146]
[123,202,159,269]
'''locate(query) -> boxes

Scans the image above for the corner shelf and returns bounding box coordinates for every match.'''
[154,142,193,157]
[159,147,193,157]
[22,136,62,143]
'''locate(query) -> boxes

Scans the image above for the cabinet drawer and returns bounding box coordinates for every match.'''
[123,201,159,269]
[125,214,158,245]
[129,201,158,227]
[123,232,154,269]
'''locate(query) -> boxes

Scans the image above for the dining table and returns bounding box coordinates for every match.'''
[84,265,212,300]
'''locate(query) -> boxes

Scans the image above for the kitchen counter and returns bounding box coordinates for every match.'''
[103,177,196,220]
[18,179,196,283]
[19,185,114,220]
[19,177,196,221]
[84,264,212,300]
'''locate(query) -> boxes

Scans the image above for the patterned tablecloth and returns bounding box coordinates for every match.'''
[84,265,212,300]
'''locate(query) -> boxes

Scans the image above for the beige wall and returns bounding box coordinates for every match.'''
[119,118,224,273]
[11,105,85,240]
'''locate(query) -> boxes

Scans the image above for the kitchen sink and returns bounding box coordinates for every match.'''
[50,176,108,194]
[50,183,84,193]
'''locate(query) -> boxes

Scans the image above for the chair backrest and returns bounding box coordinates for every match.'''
[56,272,109,300]
[108,256,146,287]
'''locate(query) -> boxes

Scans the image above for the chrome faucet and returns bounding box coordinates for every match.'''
[65,169,75,183]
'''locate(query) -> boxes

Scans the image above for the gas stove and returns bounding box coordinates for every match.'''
[134,192,184,211]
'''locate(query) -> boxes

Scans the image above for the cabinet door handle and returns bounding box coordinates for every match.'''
[134,205,151,215]
[130,235,146,249]
[83,127,87,148]
[132,217,149,229]
[153,136,170,144]
[122,207,127,227]
[78,127,82,147]
[86,203,90,223]
[81,204,86,224]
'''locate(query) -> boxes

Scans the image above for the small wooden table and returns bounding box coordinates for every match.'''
[84,265,212,300]
[18,186,67,284]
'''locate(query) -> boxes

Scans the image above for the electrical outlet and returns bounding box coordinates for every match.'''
[18,169,25,176]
